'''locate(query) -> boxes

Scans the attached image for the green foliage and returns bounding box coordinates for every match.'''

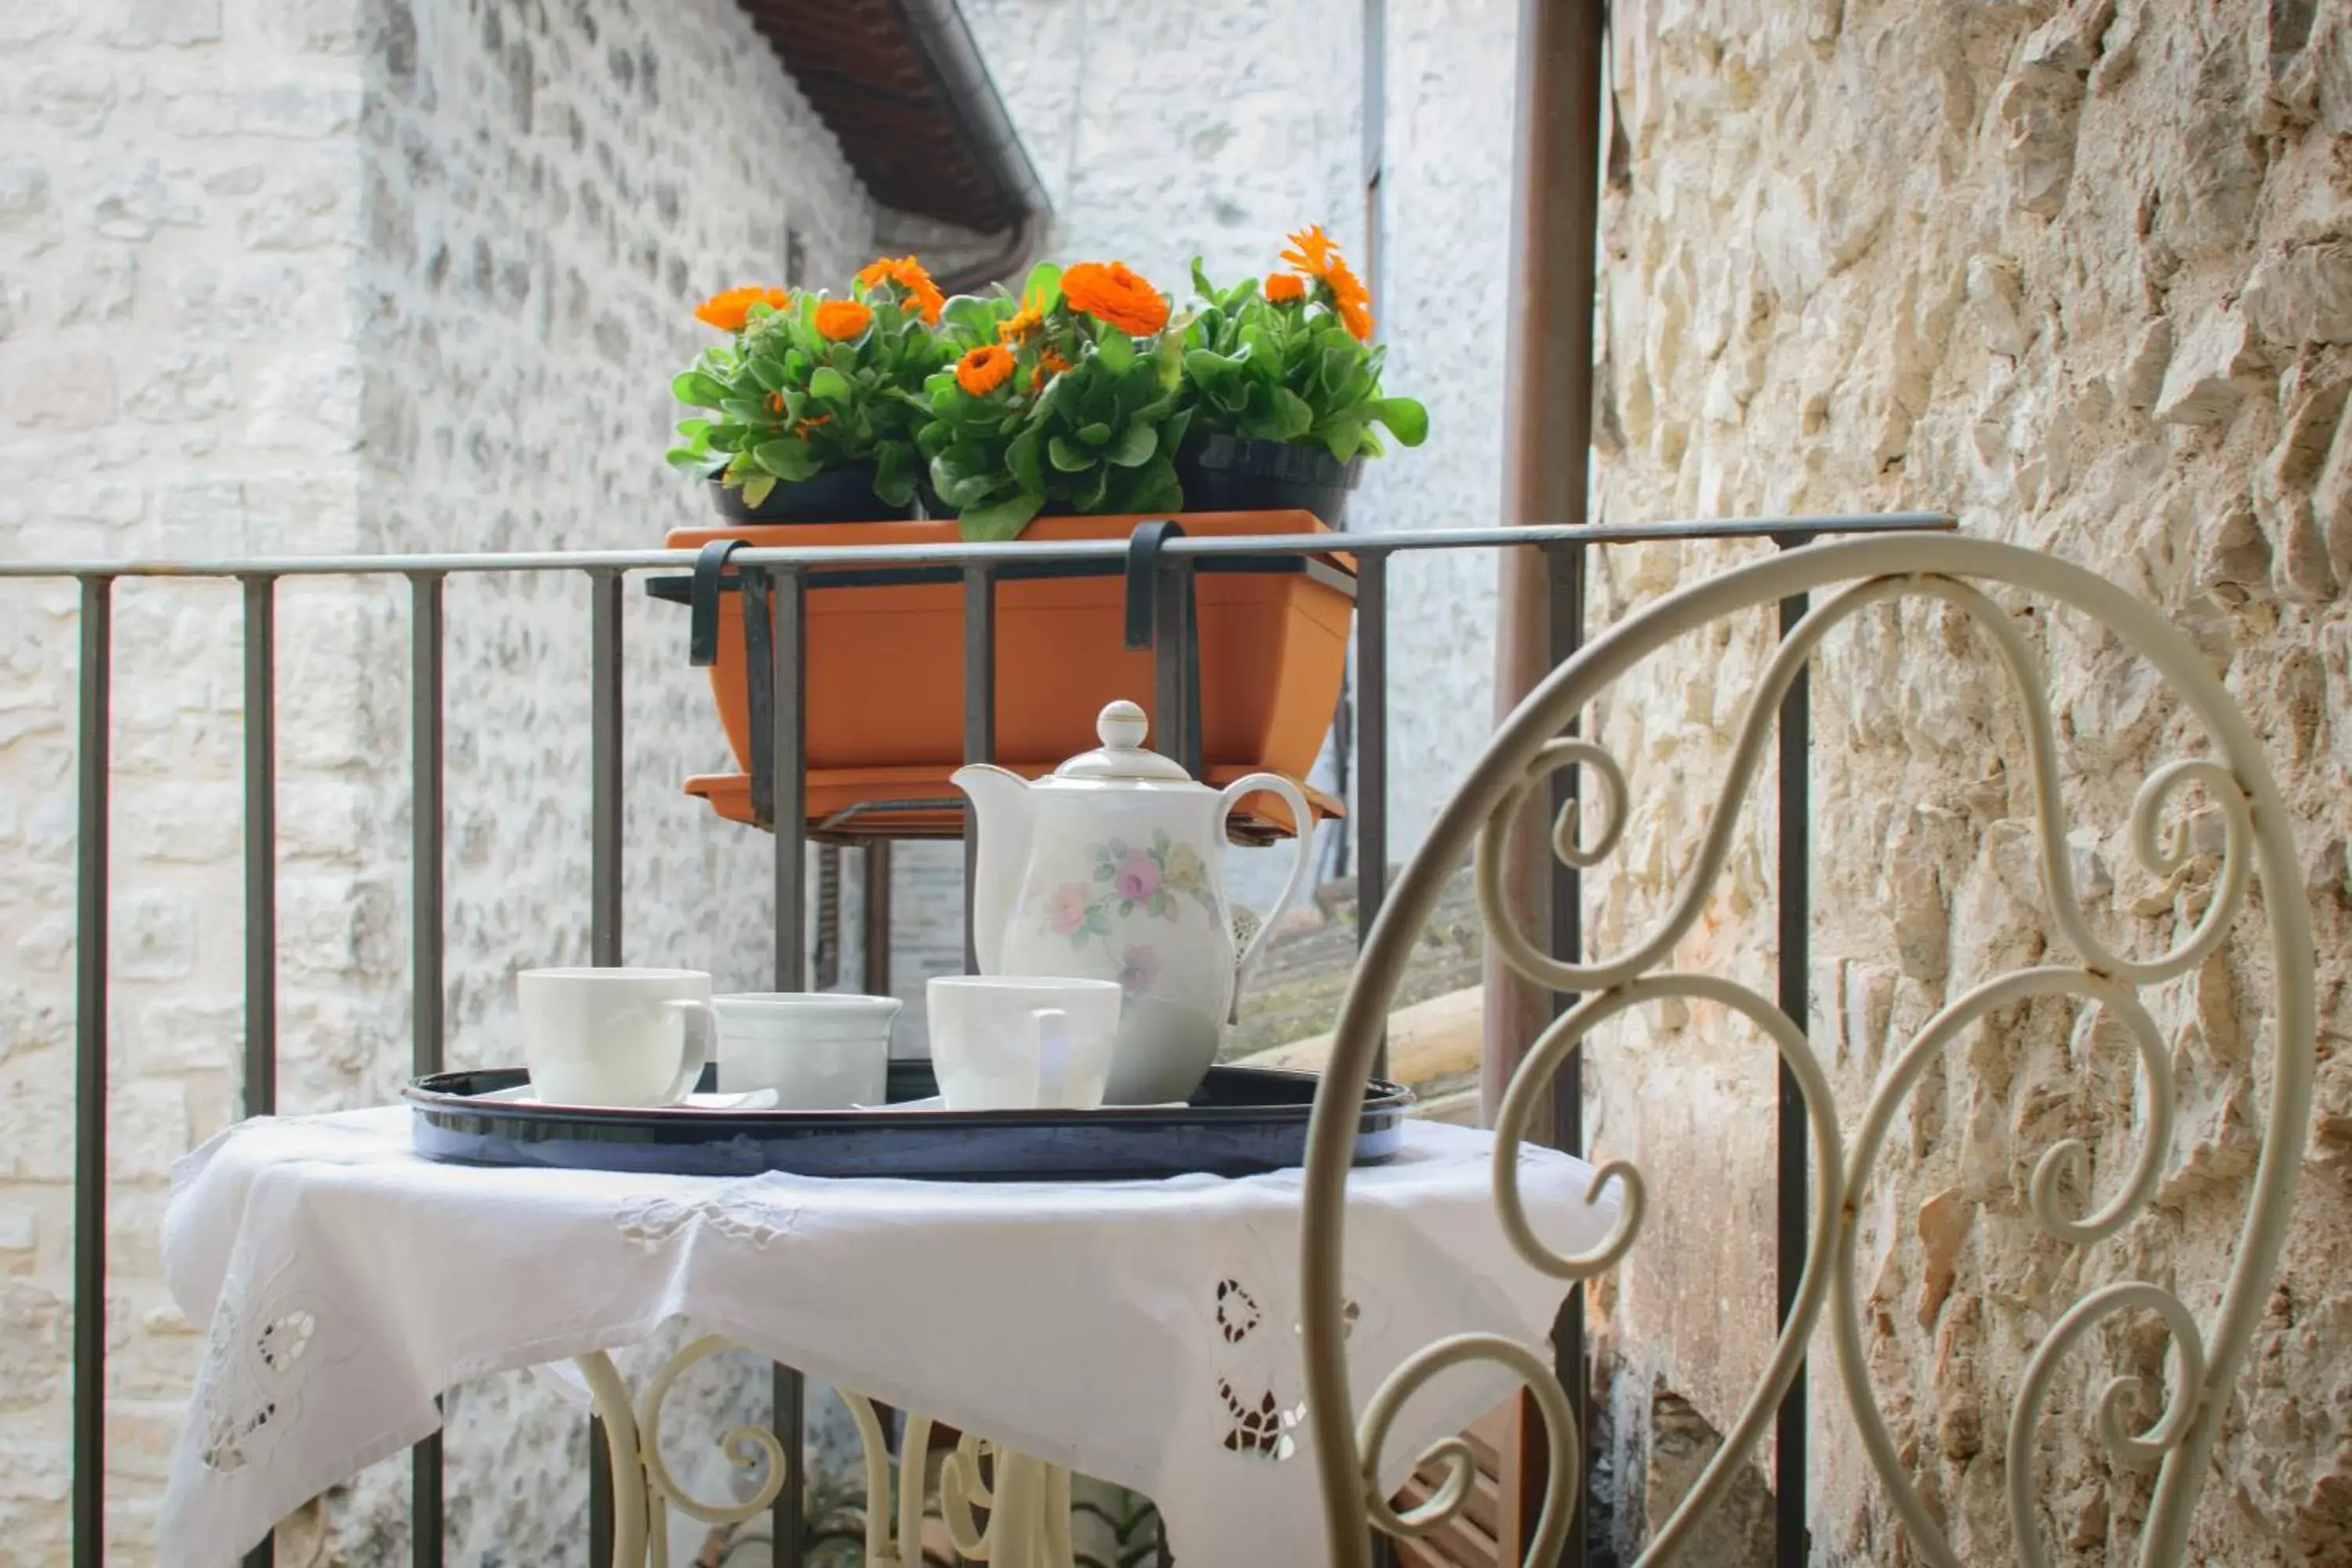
[1180,258,1428,463]
[916,262,1190,542]
[668,287,946,511]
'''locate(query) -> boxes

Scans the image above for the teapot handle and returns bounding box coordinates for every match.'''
[1216,772,1318,987]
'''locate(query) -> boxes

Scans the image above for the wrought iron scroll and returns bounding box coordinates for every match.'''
[1298,535,2318,1568]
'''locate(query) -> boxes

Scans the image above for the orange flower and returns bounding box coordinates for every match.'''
[1263,273,1307,303]
[768,391,786,413]
[956,344,1016,396]
[996,296,1045,343]
[1324,255,1374,341]
[695,285,791,332]
[1060,260,1169,336]
[855,254,945,325]
[1279,225,1338,278]
[1029,345,1071,391]
[813,299,873,341]
[795,412,833,441]
[1279,224,1374,339]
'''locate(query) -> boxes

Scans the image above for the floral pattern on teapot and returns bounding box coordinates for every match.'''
[1023,830,1219,995]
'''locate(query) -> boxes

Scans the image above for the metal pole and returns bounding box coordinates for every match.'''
[72,576,111,1568]
[767,567,810,1568]
[1774,542,1814,1567]
[1355,556,1389,1083]
[241,575,279,1568]
[1483,0,1607,1134]
[861,842,893,997]
[409,572,446,1568]
[1546,542,1588,1568]
[962,566,997,976]
[587,568,624,1568]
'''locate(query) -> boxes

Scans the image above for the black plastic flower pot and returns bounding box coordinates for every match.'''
[1175,433,1363,528]
[706,462,916,524]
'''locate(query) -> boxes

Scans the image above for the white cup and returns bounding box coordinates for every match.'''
[926,976,1122,1112]
[714,992,902,1109]
[517,967,716,1107]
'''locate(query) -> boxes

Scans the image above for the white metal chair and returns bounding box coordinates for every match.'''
[1298,536,2317,1566]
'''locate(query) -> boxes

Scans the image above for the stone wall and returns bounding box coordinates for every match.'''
[0,0,881,1558]
[1587,1,2352,1560]
[0,0,375,1555]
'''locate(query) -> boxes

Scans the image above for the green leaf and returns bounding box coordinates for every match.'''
[1078,421,1112,446]
[1184,349,1243,386]
[664,446,707,470]
[941,294,1002,342]
[740,474,776,508]
[1022,260,1062,314]
[753,440,822,482]
[1123,456,1182,514]
[746,359,788,393]
[1105,423,1156,467]
[1189,256,1215,301]
[960,492,1047,542]
[1007,426,1044,494]
[1269,387,1315,441]
[1319,416,1368,463]
[1072,463,1112,513]
[1316,340,1356,398]
[809,367,850,401]
[1370,396,1429,446]
[1096,328,1136,374]
[672,371,731,408]
[872,444,914,506]
[1047,435,1092,473]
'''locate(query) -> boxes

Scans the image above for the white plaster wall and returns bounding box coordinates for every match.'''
[956,0,1516,925]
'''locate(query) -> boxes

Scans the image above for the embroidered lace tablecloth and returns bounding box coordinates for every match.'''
[160,1106,1615,1566]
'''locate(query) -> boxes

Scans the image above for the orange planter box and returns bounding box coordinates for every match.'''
[665,511,1355,830]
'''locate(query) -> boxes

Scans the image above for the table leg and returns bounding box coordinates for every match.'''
[574,1341,1075,1568]
[576,1352,650,1568]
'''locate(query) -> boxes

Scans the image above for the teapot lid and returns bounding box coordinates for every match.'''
[1051,700,1196,783]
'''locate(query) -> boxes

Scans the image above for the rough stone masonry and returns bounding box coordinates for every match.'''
[0,0,879,1559]
[1587,1,2352,1561]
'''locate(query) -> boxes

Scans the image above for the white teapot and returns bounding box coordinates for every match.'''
[953,700,1316,1103]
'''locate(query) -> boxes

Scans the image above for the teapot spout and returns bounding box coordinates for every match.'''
[949,764,1032,973]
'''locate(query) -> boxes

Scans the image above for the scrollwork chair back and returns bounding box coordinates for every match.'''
[1298,536,2316,1568]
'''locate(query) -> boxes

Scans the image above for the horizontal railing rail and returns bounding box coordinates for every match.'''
[0,512,1954,579]
[11,511,1955,1568]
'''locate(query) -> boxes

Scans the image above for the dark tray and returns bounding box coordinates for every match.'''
[405,1061,1412,1180]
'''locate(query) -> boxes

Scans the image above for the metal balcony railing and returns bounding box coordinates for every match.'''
[0,510,1952,1568]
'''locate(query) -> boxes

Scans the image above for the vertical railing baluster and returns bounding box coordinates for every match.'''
[587,568,623,1568]
[961,565,996,976]
[1354,556,1389,1083]
[72,575,112,1568]
[409,572,447,1568]
[1354,554,1395,1568]
[241,575,279,1568]
[861,842,892,997]
[767,564,810,1568]
[1148,555,1202,775]
[1544,539,1586,1568]
[1773,536,1814,1568]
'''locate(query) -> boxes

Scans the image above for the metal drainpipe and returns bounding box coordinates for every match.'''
[1482,0,1607,1131]
[895,0,1055,293]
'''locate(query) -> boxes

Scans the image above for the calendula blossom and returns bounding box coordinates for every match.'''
[695,285,791,332]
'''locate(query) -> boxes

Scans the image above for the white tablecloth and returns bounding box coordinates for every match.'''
[160,1106,1615,1566]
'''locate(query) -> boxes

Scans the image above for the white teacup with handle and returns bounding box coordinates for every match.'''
[517,967,717,1107]
[927,976,1122,1112]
